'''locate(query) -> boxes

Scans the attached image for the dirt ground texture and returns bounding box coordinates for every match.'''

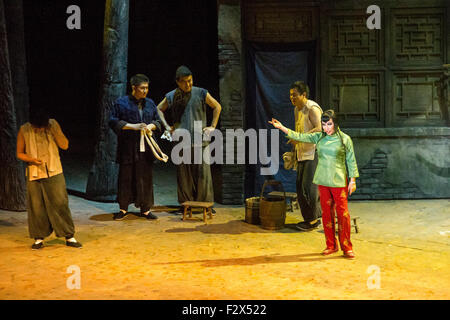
[1,193,449,300]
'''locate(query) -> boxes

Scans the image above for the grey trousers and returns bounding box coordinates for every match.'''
[177,147,214,203]
[27,173,75,239]
[296,156,322,223]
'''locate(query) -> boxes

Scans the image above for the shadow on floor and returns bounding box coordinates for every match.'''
[151,252,344,267]
[0,220,15,227]
[164,220,308,235]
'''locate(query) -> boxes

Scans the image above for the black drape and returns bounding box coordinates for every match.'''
[245,41,316,198]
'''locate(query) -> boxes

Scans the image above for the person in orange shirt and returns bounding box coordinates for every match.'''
[16,106,82,250]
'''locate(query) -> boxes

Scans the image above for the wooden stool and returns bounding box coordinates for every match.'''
[352,216,360,233]
[335,216,360,233]
[268,191,299,212]
[181,201,214,223]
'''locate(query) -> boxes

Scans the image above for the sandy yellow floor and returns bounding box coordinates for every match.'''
[0,198,449,300]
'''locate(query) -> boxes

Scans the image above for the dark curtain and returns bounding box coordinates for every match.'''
[245,41,316,198]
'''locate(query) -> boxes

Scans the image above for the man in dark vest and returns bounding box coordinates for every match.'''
[157,66,221,209]
[109,74,162,220]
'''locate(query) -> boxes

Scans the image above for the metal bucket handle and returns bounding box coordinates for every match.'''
[259,179,287,204]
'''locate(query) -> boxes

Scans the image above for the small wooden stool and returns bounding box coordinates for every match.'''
[268,191,299,212]
[335,216,360,233]
[181,201,214,223]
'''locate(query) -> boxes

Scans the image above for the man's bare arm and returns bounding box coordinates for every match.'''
[49,119,69,150]
[157,98,172,131]
[205,92,222,129]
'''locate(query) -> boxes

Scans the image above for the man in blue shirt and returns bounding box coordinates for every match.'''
[109,74,162,220]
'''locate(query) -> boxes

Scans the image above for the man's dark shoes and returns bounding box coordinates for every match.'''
[296,220,321,231]
[142,211,158,220]
[31,242,43,250]
[114,211,128,221]
[66,240,83,248]
[170,207,184,215]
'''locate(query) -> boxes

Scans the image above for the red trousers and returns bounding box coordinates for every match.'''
[318,185,353,252]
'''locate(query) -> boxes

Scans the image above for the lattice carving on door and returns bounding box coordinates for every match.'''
[392,8,445,65]
[328,12,382,65]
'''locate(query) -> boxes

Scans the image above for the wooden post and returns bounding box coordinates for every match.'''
[85,0,129,201]
[0,0,27,211]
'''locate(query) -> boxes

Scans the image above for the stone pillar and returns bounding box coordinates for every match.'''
[0,0,27,211]
[217,0,245,204]
[4,0,29,128]
[86,0,129,201]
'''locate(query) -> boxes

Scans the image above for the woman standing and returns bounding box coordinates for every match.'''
[16,107,82,250]
[269,110,358,259]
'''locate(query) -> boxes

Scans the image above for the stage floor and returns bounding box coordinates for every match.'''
[0,194,449,299]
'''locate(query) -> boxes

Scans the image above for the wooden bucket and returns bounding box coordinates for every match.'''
[259,180,286,230]
[245,197,260,225]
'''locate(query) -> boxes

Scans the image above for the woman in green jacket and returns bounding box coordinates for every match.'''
[269,110,359,259]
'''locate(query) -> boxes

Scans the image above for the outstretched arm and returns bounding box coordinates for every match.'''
[269,118,321,144]
[268,118,289,134]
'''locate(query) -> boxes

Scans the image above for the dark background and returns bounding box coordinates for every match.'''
[22,0,219,156]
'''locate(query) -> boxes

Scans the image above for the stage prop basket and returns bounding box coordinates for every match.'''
[245,197,261,225]
[259,180,287,230]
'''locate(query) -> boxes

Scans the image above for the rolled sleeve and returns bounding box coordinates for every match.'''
[151,119,162,133]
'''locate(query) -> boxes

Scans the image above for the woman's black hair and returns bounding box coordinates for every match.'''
[29,105,50,128]
[321,109,340,130]
[319,109,348,153]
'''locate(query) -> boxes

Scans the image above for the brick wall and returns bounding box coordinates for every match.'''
[217,1,246,204]
[352,149,427,200]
